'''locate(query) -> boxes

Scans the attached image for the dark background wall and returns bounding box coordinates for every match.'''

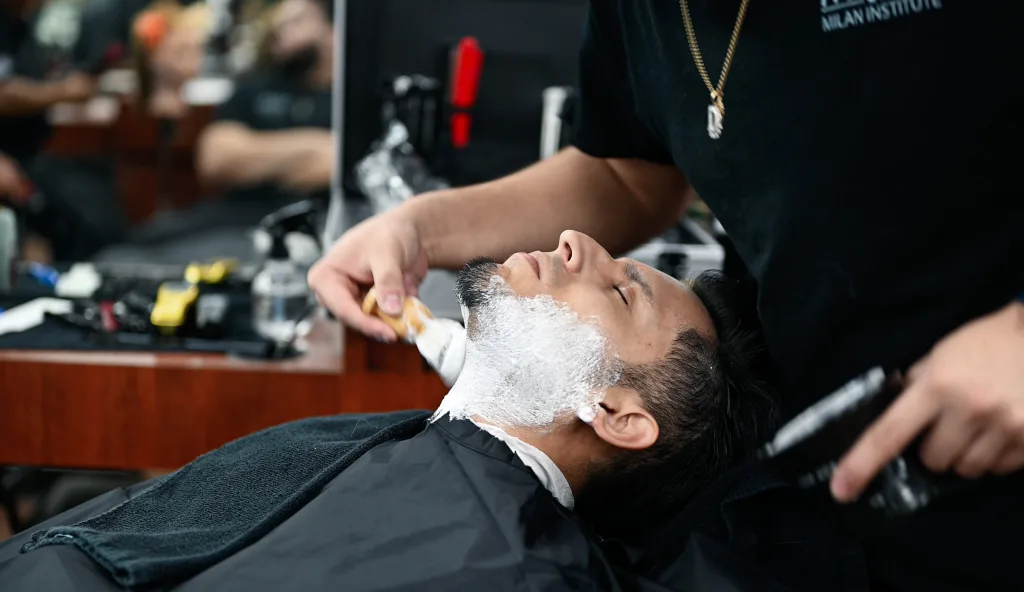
[344,0,588,185]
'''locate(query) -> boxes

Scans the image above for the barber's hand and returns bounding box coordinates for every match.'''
[59,72,97,103]
[308,210,429,341]
[832,301,1024,502]
[0,152,30,203]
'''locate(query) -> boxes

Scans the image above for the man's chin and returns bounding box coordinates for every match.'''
[491,264,513,285]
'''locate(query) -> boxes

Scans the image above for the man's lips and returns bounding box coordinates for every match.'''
[515,252,541,278]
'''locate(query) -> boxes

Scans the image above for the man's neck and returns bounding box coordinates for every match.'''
[474,418,590,493]
[467,419,576,509]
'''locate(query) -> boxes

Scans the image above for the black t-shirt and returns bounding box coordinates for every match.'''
[0,9,50,163]
[575,2,1024,591]
[213,74,333,206]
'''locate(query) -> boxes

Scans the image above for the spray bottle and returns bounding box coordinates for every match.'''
[0,206,16,292]
[252,202,320,342]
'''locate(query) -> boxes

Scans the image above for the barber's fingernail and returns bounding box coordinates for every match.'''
[830,476,851,503]
[576,405,597,424]
[381,295,402,315]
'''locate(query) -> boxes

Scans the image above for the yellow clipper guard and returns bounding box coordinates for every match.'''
[184,259,238,285]
[151,281,199,335]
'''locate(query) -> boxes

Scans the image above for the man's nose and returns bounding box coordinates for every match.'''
[558,230,611,275]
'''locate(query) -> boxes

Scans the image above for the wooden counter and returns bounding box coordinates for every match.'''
[0,321,449,470]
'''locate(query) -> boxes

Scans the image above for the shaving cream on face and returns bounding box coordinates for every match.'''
[434,267,621,430]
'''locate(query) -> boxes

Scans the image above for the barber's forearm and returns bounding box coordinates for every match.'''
[403,147,692,269]
[0,78,67,116]
[278,140,334,190]
[198,126,332,187]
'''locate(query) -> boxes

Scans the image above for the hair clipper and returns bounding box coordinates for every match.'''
[760,367,985,519]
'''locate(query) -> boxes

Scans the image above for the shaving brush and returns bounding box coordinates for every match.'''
[362,288,466,386]
[361,288,434,343]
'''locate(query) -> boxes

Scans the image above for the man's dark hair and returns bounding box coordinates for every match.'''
[575,271,777,540]
[454,256,499,309]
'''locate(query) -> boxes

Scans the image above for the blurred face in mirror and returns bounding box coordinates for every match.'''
[136,3,211,118]
[269,0,330,70]
[150,5,210,85]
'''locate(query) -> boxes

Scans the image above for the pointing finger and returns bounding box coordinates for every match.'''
[906,357,928,385]
[831,381,939,503]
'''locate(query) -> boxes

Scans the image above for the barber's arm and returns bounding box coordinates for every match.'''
[0,72,96,116]
[832,297,1024,502]
[409,147,692,268]
[309,147,690,340]
[196,122,333,191]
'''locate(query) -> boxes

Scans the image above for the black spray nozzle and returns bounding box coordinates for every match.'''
[259,199,320,234]
[258,199,323,260]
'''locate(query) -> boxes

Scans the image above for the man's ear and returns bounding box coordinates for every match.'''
[590,387,658,451]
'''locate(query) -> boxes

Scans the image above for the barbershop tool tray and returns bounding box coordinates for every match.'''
[0,268,273,355]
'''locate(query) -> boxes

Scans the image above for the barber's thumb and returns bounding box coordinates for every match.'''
[373,271,406,316]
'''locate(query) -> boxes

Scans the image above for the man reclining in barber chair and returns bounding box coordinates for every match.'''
[0,231,861,591]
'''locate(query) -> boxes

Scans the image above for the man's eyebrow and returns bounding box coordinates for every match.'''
[625,261,655,306]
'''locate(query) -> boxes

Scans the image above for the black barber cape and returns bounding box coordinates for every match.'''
[575,3,1024,591]
[1,414,620,591]
[0,411,860,592]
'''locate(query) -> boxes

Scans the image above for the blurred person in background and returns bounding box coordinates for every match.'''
[1,0,107,263]
[0,0,96,165]
[93,0,334,264]
[196,0,334,206]
[131,0,211,119]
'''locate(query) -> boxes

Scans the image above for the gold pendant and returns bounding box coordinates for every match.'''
[707,93,724,140]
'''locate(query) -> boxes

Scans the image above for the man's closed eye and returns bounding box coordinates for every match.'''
[615,285,629,306]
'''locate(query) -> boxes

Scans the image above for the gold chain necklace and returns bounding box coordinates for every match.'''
[678,0,751,139]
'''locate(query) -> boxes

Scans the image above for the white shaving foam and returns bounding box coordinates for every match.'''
[434,276,621,430]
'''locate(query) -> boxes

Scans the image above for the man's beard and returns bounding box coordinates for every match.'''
[435,257,621,430]
[454,256,500,311]
[274,45,320,80]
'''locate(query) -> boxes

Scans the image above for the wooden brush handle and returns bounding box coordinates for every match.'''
[361,288,434,341]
